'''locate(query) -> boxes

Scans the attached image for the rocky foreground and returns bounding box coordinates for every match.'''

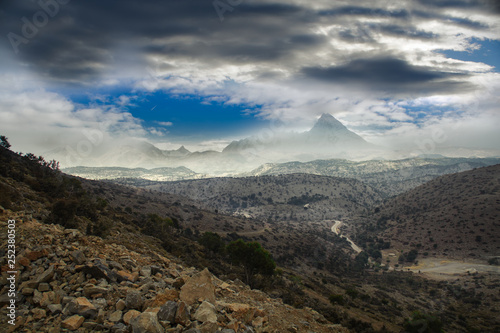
[0,214,348,332]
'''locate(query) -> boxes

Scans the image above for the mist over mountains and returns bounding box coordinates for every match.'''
[55,114,388,174]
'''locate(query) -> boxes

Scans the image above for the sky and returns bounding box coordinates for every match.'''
[0,0,499,164]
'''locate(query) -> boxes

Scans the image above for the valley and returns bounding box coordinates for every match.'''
[2,139,500,332]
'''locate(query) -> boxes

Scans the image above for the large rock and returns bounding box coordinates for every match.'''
[179,268,216,305]
[130,311,164,333]
[157,301,177,323]
[83,284,108,298]
[62,315,85,330]
[65,297,98,319]
[194,301,217,323]
[175,301,190,326]
[36,265,55,283]
[117,270,139,283]
[70,250,86,265]
[109,310,123,323]
[126,289,144,310]
[123,310,141,325]
[81,262,115,282]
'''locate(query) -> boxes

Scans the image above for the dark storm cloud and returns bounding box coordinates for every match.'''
[318,6,410,19]
[0,0,492,89]
[417,0,481,8]
[0,0,316,83]
[301,58,470,93]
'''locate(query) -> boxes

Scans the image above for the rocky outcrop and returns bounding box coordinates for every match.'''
[0,216,349,332]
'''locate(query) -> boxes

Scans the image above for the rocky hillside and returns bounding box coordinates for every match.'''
[357,164,500,260]
[0,215,346,333]
[133,174,383,222]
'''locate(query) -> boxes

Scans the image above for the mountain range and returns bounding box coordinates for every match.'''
[52,114,385,173]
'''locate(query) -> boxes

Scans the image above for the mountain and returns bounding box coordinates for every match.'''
[356,164,500,260]
[247,157,500,197]
[223,113,376,163]
[131,173,383,221]
[62,165,200,181]
[306,113,368,146]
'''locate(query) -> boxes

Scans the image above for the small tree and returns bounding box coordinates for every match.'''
[403,311,444,333]
[0,136,11,150]
[226,239,276,285]
[198,232,225,254]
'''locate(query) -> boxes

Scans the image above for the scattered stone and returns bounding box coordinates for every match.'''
[22,287,34,296]
[66,297,98,319]
[70,250,86,265]
[130,311,164,333]
[199,321,219,333]
[126,289,144,310]
[123,310,141,325]
[31,308,46,320]
[83,284,109,298]
[117,270,139,283]
[194,301,217,323]
[175,301,190,326]
[140,266,152,277]
[145,290,179,308]
[116,299,126,311]
[157,301,178,323]
[109,310,123,323]
[180,268,216,305]
[112,322,128,333]
[82,262,115,282]
[151,266,163,276]
[38,283,50,292]
[61,315,85,330]
[47,304,63,315]
[36,265,55,283]
[18,256,30,267]
[173,277,185,290]
[33,289,43,304]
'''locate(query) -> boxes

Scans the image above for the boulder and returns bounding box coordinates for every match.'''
[61,315,85,330]
[81,262,115,282]
[130,311,164,333]
[179,269,216,305]
[36,265,55,283]
[47,304,63,315]
[126,289,144,310]
[109,310,123,323]
[123,310,141,325]
[65,297,98,319]
[83,284,108,298]
[157,301,177,323]
[116,299,126,311]
[193,301,217,323]
[175,301,190,326]
[117,270,139,283]
[70,250,86,265]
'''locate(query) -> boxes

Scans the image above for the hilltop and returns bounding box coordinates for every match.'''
[355,164,500,261]
[129,174,383,221]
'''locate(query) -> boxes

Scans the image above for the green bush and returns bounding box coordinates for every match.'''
[226,239,276,285]
[403,311,444,333]
[198,232,225,254]
[329,294,345,305]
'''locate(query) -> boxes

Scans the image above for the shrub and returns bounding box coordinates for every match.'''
[403,311,444,333]
[226,239,276,285]
[329,294,345,305]
[198,232,225,254]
